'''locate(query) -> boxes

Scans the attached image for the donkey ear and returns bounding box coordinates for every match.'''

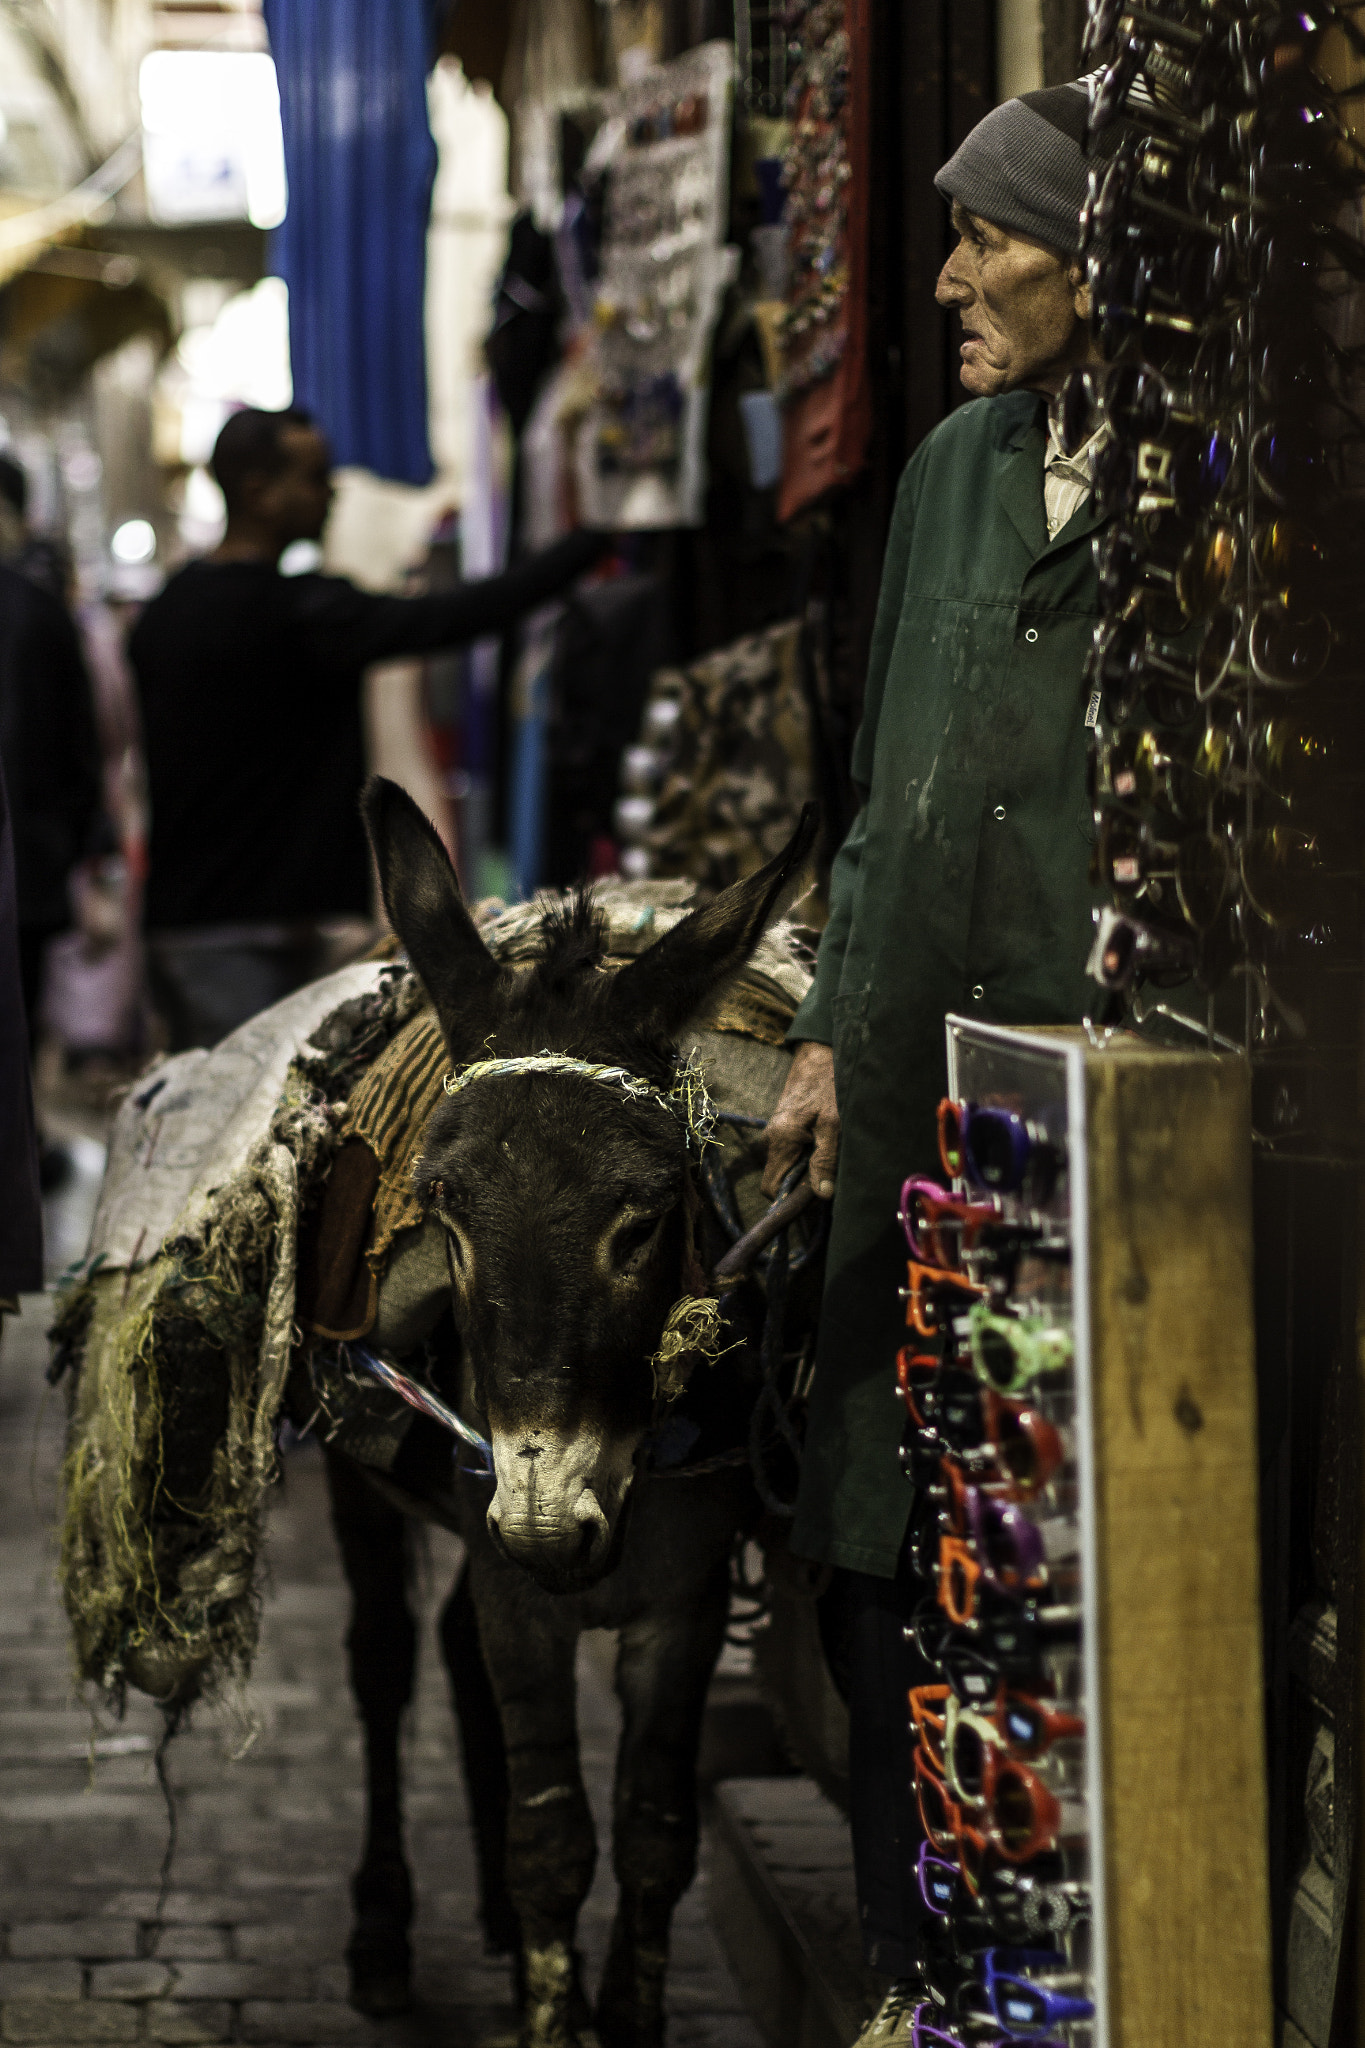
[361,776,505,1038]
[609,803,820,1037]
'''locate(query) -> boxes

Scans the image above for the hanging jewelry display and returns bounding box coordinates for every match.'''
[575,39,739,528]
[774,0,870,519]
[778,0,853,396]
[1072,3,1365,1153]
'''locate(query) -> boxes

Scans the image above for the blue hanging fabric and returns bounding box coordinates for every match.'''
[263,0,437,485]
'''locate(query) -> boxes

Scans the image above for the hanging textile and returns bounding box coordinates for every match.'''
[263,0,437,485]
[776,0,872,520]
[575,40,738,529]
[501,0,596,221]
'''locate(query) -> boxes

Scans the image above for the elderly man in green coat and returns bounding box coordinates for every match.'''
[763,80,1109,2032]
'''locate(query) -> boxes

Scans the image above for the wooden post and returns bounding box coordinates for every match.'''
[1083,1043,1273,2048]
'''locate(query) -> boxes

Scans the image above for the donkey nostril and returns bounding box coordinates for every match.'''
[574,1489,607,1528]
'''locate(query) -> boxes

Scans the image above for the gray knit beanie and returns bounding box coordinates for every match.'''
[934,82,1107,256]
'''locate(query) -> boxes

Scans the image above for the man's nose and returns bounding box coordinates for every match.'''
[935,258,968,307]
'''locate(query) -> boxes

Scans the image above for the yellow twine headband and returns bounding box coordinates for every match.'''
[442,1048,717,1154]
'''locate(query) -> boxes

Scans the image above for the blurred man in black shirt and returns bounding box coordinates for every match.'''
[132,406,604,1048]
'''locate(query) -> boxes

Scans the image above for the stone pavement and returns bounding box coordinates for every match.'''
[0,1295,766,2048]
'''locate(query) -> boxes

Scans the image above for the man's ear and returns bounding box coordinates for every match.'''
[361,776,507,1044]
[608,804,820,1040]
[1068,260,1091,321]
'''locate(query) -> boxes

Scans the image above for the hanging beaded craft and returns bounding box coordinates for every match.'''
[780,0,852,396]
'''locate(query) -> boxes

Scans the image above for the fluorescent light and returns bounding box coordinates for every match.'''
[111,518,156,564]
[139,51,286,230]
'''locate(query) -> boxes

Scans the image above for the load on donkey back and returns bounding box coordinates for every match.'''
[53,780,827,2048]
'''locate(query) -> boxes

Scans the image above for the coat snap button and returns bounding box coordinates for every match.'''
[993,805,1006,821]
[1024,627,1038,643]
[971,985,985,1001]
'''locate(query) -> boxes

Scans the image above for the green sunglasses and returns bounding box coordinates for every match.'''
[967,1302,1074,1395]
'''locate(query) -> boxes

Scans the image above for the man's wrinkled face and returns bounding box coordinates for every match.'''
[935,204,1094,398]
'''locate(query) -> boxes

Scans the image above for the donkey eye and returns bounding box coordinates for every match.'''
[613,1215,662,1266]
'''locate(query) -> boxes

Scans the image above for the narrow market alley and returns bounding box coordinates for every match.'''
[3,0,1356,2042]
[0,1295,764,2048]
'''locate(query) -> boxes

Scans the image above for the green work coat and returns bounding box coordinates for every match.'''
[789,388,1106,1579]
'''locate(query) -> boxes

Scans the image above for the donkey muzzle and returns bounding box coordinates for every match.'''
[485,1425,636,1592]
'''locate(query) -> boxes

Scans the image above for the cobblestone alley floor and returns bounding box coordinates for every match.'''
[0,1293,765,2048]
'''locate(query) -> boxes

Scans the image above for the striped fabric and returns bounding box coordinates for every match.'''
[340,944,801,1284]
[342,1006,449,1272]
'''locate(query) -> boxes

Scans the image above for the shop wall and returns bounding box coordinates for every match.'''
[811,0,992,760]
[1039,0,1087,81]
[997,0,1043,99]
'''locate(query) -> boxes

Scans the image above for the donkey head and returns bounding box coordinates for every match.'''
[363,778,817,1594]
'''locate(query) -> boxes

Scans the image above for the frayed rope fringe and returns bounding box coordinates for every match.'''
[648,1293,736,1401]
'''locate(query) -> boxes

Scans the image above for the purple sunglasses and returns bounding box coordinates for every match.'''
[916,1841,959,1918]
[910,2005,1064,2048]
[898,1175,1001,1261]
[958,1107,1060,1198]
[962,1484,1045,1594]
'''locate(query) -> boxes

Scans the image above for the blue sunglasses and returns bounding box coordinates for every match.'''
[983,1947,1095,2036]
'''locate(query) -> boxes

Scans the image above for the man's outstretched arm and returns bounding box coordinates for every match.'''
[295,528,612,668]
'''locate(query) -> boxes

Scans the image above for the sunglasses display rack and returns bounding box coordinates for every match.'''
[1068,6,1365,2035]
[1067,2,1365,1141]
[900,1018,1271,2048]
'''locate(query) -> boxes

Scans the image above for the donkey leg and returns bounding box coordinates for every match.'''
[468,1552,597,2048]
[596,1567,731,2048]
[324,1447,417,2017]
[438,1559,519,1957]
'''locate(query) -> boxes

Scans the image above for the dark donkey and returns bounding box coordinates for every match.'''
[323,777,819,2048]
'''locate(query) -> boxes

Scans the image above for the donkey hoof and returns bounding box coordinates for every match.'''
[595,2009,663,2048]
[350,1974,413,2020]
[345,1927,413,2017]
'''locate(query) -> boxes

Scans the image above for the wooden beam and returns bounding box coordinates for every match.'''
[1084,1044,1273,2047]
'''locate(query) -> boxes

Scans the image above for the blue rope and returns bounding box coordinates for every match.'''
[345,1342,495,1479]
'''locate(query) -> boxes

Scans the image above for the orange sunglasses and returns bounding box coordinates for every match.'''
[938,1535,982,1626]
[992,1690,1085,1762]
[902,1258,988,1338]
[896,1345,946,1427]
[909,1681,952,1771]
[937,1097,966,1180]
[983,1390,1065,1500]
[913,1740,991,1874]
[982,1748,1088,1864]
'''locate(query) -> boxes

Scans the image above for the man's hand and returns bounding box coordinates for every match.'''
[763,1041,840,1200]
